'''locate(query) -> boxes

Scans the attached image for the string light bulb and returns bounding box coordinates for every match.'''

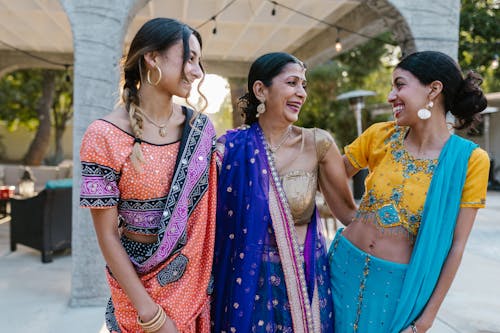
[271,1,277,16]
[492,54,499,70]
[211,16,217,35]
[64,64,71,83]
[335,28,342,52]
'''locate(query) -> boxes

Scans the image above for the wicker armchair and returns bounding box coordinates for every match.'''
[10,181,72,263]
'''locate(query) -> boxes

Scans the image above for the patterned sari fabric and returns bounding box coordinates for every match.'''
[80,108,217,333]
[212,123,333,333]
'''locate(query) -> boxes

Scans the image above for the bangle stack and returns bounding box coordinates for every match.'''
[137,304,167,333]
[410,321,418,333]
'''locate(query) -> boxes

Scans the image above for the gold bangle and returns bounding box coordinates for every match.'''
[143,309,166,332]
[137,304,162,326]
[143,308,166,332]
[137,304,166,332]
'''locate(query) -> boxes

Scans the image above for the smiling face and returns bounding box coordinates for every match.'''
[259,62,307,125]
[388,68,432,126]
[155,34,203,98]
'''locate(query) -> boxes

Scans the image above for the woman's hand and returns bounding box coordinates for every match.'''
[400,327,413,333]
[400,321,430,333]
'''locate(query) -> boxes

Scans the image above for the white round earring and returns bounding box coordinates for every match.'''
[256,101,266,118]
[417,101,433,120]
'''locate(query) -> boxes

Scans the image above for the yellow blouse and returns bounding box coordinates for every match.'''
[345,121,489,238]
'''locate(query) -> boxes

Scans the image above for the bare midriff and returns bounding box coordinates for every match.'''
[122,229,158,244]
[341,217,414,264]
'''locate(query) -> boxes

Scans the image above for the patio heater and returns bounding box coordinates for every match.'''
[337,89,376,199]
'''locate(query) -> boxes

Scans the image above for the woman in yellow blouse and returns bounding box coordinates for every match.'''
[328,51,490,333]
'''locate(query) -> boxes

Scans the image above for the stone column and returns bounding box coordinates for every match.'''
[60,0,150,306]
[392,0,461,59]
[367,0,461,60]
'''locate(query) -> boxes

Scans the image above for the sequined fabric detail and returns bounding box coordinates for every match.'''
[119,197,167,229]
[387,128,438,179]
[105,298,121,333]
[121,236,156,264]
[314,128,333,162]
[353,256,371,332]
[329,230,407,332]
[377,204,400,226]
[357,126,437,237]
[281,170,317,225]
[80,162,120,207]
[157,254,189,286]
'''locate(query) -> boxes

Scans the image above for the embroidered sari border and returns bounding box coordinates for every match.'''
[256,125,315,333]
[134,112,215,274]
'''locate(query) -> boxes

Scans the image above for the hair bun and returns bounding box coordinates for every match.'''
[461,71,483,94]
[451,70,487,129]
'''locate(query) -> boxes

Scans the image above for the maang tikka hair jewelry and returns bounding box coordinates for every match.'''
[417,101,433,120]
[256,100,266,118]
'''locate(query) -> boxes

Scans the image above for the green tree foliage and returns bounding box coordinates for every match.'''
[0,69,73,164]
[459,0,499,92]
[0,70,43,131]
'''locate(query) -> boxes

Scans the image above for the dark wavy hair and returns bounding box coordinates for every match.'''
[396,51,487,129]
[239,52,305,125]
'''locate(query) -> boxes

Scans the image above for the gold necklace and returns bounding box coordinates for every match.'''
[141,105,174,137]
[266,126,291,154]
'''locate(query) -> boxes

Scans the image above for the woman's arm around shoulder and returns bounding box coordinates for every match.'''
[315,128,357,225]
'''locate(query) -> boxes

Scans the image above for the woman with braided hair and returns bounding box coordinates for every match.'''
[80,18,217,333]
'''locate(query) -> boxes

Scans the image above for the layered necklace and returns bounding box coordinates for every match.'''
[140,105,174,137]
[266,126,292,154]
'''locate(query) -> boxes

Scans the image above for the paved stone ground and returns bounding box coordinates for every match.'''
[0,191,499,333]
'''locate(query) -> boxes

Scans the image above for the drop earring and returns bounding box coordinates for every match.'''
[417,101,433,120]
[256,100,266,118]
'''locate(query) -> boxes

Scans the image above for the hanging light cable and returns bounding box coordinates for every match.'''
[265,0,397,47]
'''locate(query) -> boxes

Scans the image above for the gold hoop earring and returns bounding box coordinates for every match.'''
[147,64,162,86]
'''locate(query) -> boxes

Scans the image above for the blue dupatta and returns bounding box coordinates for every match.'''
[390,134,477,330]
[212,123,320,332]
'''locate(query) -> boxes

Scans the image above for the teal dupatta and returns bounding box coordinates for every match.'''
[390,134,478,331]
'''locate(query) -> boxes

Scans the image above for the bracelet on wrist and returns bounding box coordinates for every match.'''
[137,304,167,333]
[410,321,418,333]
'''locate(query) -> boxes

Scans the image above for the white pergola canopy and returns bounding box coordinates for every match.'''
[0,0,398,77]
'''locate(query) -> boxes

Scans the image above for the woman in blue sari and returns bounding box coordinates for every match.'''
[211,52,356,332]
[329,51,490,332]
